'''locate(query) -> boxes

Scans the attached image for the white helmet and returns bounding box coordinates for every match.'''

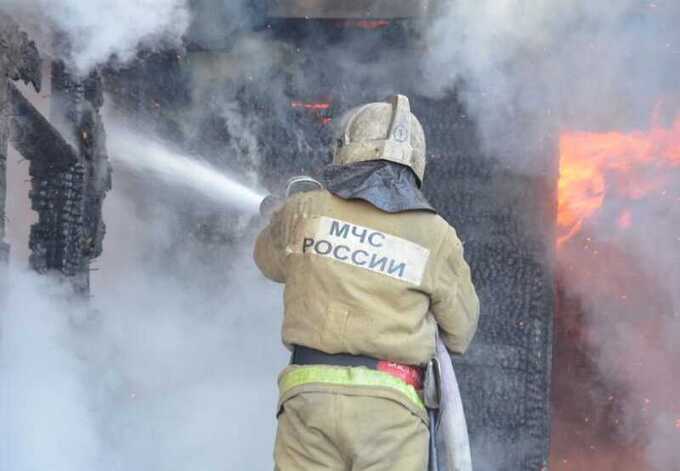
[333,95,426,185]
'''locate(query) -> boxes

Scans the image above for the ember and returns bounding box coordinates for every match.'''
[553,112,680,469]
[290,100,333,125]
[290,101,331,110]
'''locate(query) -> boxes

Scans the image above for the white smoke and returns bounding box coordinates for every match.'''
[421,3,680,468]
[423,1,680,169]
[1,174,288,471]
[0,0,190,73]
[4,1,680,469]
[1,274,101,471]
[1,77,285,470]
[556,184,680,469]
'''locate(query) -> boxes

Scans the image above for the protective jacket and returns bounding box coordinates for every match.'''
[255,161,479,470]
[254,189,479,366]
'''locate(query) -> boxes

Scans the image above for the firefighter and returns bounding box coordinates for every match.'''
[254,95,479,471]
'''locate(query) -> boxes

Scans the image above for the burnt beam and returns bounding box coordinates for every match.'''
[8,82,79,170]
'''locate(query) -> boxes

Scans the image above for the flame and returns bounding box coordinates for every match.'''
[557,116,680,245]
[553,112,680,469]
[290,101,331,111]
[290,100,333,125]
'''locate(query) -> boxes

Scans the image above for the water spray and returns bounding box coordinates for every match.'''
[107,127,266,214]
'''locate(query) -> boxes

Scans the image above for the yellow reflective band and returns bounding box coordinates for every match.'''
[279,366,425,410]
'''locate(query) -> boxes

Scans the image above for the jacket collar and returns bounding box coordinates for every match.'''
[323,161,436,214]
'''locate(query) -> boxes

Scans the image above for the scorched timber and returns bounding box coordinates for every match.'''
[8,82,79,170]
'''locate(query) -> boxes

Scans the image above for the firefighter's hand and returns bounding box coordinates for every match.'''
[259,194,284,219]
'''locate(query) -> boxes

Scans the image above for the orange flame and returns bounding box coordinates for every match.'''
[290,101,331,111]
[558,116,680,245]
[290,100,333,125]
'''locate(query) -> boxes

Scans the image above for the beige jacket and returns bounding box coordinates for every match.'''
[254,190,479,366]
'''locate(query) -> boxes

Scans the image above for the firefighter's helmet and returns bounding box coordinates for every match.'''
[333,95,426,185]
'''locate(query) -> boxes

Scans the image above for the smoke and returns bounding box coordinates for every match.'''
[1,159,288,470]
[5,0,679,155]
[419,2,680,467]
[2,71,284,469]
[4,1,680,469]
[0,0,190,74]
[1,274,99,471]
[420,2,680,468]
[423,1,680,169]
[555,179,680,469]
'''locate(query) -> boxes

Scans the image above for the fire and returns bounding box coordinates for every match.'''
[553,112,680,469]
[290,100,333,125]
[557,116,680,245]
[290,101,331,111]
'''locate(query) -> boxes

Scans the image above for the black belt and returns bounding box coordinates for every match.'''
[291,345,425,390]
[291,345,380,369]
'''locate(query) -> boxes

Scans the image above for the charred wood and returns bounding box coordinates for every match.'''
[1,16,111,294]
[1,13,42,277]
[0,13,42,91]
[22,61,112,294]
[8,82,79,169]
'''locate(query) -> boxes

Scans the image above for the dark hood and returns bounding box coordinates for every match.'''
[323,161,436,214]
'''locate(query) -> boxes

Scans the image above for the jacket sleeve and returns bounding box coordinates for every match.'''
[430,227,480,355]
[253,209,287,283]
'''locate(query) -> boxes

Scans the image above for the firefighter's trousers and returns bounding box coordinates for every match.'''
[274,392,429,471]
